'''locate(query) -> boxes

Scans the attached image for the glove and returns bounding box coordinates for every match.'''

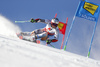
[30,18,35,23]
[30,18,40,23]
[46,39,52,44]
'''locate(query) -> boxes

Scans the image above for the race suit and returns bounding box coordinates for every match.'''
[33,19,59,42]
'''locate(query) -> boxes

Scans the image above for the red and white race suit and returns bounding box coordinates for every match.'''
[34,19,59,42]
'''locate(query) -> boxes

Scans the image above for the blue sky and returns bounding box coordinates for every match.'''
[0,0,100,60]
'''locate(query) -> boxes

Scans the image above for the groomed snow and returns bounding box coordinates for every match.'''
[0,34,100,67]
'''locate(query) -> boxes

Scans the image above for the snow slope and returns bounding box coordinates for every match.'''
[0,34,100,67]
[0,15,100,67]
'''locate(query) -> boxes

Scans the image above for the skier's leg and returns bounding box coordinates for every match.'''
[17,32,36,42]
[36,32,48,40]
[22,35,36,42]
[30,29,47,41]
[21,32,32,36]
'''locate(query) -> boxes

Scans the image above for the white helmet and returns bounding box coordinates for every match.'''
[51,18,59,25]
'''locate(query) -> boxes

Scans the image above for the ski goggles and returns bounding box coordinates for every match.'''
[51,23,58,27]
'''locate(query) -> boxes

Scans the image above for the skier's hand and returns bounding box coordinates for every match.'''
[30,18,36,23]
[46,39,52,44]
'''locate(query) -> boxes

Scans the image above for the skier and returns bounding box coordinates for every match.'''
[18,18,59,44]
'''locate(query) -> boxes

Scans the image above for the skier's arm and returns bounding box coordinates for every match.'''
[30,18,50,24]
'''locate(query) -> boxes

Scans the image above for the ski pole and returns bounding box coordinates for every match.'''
[49,44,55,48]
[15,20,30,23]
